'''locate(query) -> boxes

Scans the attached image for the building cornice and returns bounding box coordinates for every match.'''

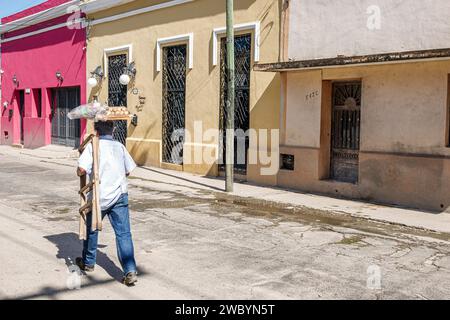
[85,0,195,26]
[0,0,79,35]
[0,0,196,42]
[81,0,135,15]
[254,48,450,72]
[0,0,136,35]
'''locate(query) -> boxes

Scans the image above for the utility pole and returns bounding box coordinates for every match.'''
[225,0,235,192]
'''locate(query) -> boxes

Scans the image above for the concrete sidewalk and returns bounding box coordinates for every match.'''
[2,144,450,234]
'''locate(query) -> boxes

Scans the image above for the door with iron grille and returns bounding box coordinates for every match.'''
[219,34,251,175]
[330,82,361,183]
[51,87,81,148]
[108,54,128,145]
[162,45,187,164]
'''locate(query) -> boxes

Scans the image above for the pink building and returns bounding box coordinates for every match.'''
[0,0,86,148]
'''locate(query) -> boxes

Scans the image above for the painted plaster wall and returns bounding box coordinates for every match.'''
[280,60,450,210]
[323,61,450,155]
[288,0,450,60]
[285,61,450,154]
[87,0,281,181]
[1,14,87,147]
[285,70,322,147]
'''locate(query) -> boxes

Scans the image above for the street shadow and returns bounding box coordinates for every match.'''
[9,265,149,300]
[139,166,225,192]
[44,232,123,283]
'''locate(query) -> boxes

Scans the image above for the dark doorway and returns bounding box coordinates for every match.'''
[330,82,361,183]
[108,54,128,146]
[219,34,252,175]
[18,90,25,145]
[51,87,81,148]
[162,45,187,165]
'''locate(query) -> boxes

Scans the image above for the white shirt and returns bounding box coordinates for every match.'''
[78,136,137,210]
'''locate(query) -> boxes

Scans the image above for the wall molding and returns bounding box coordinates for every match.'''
[212,21,260,66]
[126,137,161,143]
[0,18,86,44]
[156,33,194,72]
[0,0,195,43]
[88,0,195,26]
[103,44,133,74]
[0,0,79,34]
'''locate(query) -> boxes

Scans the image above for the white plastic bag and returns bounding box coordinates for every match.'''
[67,102,107,120]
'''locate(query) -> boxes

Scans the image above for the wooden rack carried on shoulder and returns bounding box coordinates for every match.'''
[77,108,132,240]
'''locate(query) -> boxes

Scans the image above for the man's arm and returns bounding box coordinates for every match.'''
[77,167,87,177]
[78,144,93,176]
[123,146,137,176]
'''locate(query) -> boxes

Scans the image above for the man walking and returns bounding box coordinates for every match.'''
[76,121,138,286]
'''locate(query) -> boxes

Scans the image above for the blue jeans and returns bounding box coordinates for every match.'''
[82,193,137,275]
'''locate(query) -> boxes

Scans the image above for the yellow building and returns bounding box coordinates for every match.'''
[82,0,282,185]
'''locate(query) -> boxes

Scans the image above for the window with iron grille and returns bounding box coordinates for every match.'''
[108,54,128,146]
[162,45,187,164]
[219,34,252,175]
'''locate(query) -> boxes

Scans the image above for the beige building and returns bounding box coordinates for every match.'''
[82,0,281,186]
[256,0,450,211]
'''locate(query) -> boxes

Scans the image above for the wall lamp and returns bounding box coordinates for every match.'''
[12,74,18,85]
[56,71,63,82]
[119,61,136,86]
[88,66,104,88]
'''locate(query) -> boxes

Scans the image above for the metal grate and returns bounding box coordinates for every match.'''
[330,82,361,183]
[51,87,81,148]
[108,54,128,146]
[162,45,187,164]
[219,34,251,174]
[280,154,295,171]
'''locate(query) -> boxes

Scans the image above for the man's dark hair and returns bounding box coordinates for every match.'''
[94,121,114,136]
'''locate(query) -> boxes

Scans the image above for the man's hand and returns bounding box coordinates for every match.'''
[77,167,87,177]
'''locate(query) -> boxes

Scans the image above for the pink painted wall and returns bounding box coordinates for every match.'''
[1,4,86,148]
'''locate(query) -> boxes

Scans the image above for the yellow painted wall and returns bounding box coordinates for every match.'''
[86,0,281,182]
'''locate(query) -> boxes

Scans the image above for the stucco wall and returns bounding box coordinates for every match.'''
[1,14,87,147]
[284,61,450,155]
[323,62,450,155]
[279,60,450,210]
[288,0,450,60]
[87,0,281,181]
[285,70,321,147]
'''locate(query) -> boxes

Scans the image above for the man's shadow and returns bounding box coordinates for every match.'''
[44,232,124,283]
